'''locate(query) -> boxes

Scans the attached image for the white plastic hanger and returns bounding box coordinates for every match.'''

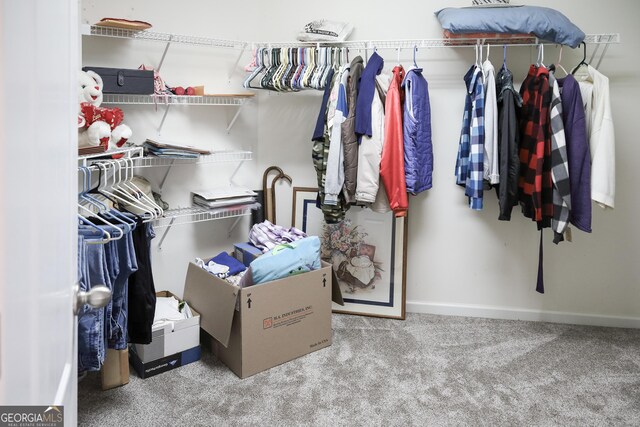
[120,158,163,218]
[555,45,569,76]
[78,214,112,244]
[114,159,162,219]
[536,43,545,67]
[85,165,136,233]
[96,161,154,220]
[77,202,123,241]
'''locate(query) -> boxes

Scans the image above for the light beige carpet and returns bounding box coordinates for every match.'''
[78,313,640,426]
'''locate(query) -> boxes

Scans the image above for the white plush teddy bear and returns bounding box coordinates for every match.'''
[78,70,132,150]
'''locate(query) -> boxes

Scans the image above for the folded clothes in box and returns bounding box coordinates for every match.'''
[250,236,321,285]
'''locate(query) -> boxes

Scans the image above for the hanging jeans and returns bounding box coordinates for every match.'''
[107,231,138,350]
[77,227,110,372]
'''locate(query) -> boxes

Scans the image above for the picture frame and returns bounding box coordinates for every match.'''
[292,187,407,319]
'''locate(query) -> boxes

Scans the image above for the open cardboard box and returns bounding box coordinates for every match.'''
[184,260,340,378]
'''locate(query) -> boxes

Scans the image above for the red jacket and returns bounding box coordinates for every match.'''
[381,66,408,217]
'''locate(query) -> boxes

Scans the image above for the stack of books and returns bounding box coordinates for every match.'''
[143,139,211,159]
[192,187,258,210]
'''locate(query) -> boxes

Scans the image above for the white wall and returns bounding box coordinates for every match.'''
[82,0,640,326]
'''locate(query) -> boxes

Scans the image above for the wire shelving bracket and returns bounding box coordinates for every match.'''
[154,204,255,249]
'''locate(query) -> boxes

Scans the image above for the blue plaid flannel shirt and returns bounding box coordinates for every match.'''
[456,66,485,210]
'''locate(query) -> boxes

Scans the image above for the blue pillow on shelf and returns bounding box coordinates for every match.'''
[434,6,585,48]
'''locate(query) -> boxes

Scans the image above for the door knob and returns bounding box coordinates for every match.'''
[73,283,112,315]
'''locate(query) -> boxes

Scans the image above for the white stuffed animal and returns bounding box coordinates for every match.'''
[78,70,132,150]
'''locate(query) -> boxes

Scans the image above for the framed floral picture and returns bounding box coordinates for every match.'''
[292,187,407,319]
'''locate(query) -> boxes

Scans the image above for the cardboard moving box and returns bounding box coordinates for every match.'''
[184,261,333,378]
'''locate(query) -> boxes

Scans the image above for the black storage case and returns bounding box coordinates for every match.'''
[82,66,154,95]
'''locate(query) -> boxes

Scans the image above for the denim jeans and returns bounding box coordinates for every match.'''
[77,227,109,372]
[107,232,138,350]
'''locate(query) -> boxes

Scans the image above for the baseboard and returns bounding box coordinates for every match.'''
[406,301,640,329]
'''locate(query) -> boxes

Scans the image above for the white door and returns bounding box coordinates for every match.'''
[0,0,79,425]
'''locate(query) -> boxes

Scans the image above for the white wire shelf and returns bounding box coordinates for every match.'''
[101,93,254,106]
[153,204,254,228]
[83,25,620,50]
[78,146,144,166]
[134,151,253,168]
[82,24,247,49]
[255,33,620,49]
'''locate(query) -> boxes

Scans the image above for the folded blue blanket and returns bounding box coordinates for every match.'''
[435,6,585,48]
[250,236,321,285]
[209,251,246,276]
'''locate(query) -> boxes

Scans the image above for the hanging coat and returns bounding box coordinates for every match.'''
[341,56,364,205]
[402,67,433,195]
[380,65,408,217]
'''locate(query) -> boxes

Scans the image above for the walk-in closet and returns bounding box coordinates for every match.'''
[1,0,639,425]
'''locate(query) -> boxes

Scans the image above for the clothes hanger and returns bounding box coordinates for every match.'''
[261,48,279,90]
[322,47,337,87]
[302,47,314,89]
[277,48,291,91]
[549,45,568,76]
[536,43,545,68]
[314,47,326,89]
[291,48,302,90]
[310,47,320,89]
[485,44,491,64]
[96,161,154,220]
[571,42,589,75]
[78,202,123,241]
[283,48,297,90]
[243,47,266,89]
[117,158,163,219]
[77,170,123,242]
[116,160,160,220]
[258,48,272,90]
[317,47,329,89]
[272,48,285,91]
[501,45,507,71]
[79,166,134,233]
[78,214,112,244]
[410,45,418,70]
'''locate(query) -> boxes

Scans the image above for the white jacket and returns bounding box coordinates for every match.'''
[575,64,615,209]
[356,74,391,206]
[325,66,349,205]
[482,59,499,184]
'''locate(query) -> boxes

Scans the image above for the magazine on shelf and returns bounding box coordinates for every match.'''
[192,187,257,201]
[193,195,257,209]
[144,138,211,155]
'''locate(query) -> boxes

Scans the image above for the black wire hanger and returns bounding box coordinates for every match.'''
[571,42,588,74]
